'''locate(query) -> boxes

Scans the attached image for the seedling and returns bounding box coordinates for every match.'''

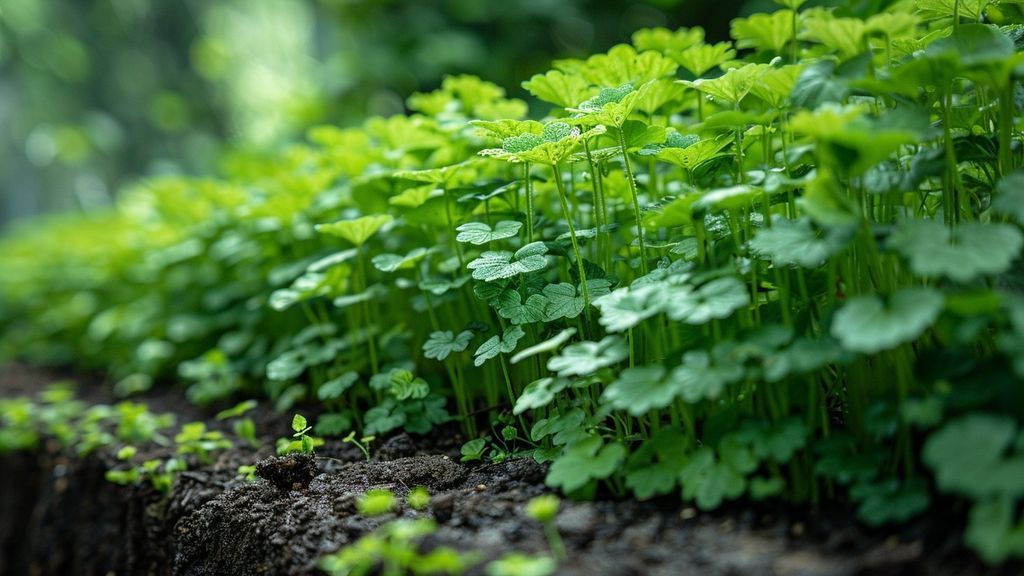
[525,495,565,561]
[357,489,396,516]
[343,431,375,461]
[407,486,430,511]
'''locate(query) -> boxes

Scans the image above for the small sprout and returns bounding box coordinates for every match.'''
[526,495,565,562]
[460,437,487,462]
[343,431,375,461]
[407,486,430,511]
[237,464,258,482]
[525,494,560,523]
[117,445,137,461]
[357,489,396,516]
[278,413,320,455]
[485,553,557,576]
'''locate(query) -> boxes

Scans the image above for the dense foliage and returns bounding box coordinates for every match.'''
[3,0,1024,563]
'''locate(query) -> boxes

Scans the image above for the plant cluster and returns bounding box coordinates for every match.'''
[3,0,1024,561]
[0,382,255,492]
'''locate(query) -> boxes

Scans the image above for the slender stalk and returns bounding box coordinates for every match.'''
[523,162,534,242]
[616,129,649,274]
[552,164,591,307]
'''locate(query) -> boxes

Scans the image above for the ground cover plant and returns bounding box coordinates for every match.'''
[2,0,1024,568]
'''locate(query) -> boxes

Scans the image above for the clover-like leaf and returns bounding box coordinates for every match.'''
[541,279,611,321]
[546,436,627,492]
[888,220,1023,283]
[514,377,571,415]
[731,11,794,53]
[467,241,548,281]
[521,70,597,108]
[624,427,687,499]
[422,330,473,361]
[994,171,1024,222]
[923,414,1024,500]
[317,372,359,400]
[668,350,744,403]
[593,284,670,332]
[674,41,736,77]
[315,214,393,247]
[495,289,551,325]
[665,277,749,325]
[510,327,577,365]
[749,216,853,268]
[372,247,433,273]
[455,221,523,245]
[473,325,526,367]
[679,438,756,510]
[831,287,945,354]
[602,364,677,415]
[763,336,852,382]
[547,335,629,377]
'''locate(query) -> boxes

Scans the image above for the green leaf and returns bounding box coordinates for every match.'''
[455,221,523,245]
[485,553,557,576]
[371,247,433,273]
[474,326,526,367]
[461,438,488,462]
[674,41,736,77]
[994,171,1024,222]
[680,442,750,510]
[546,436,627,492]
[800,13,867,59]
[317,372,359,400]
[547,335,629,377]
[495,289,550,325]
[668,350,744,403]
[831,287,945,354]
[665,277,750,325]
[888,220,1024,283]
[923,414,1024,500]
[925,23,1014,68]
[624,428,687,499]
[510,327,576,365]
[291,414,308,433]
[748,216,852,268]
[593,284,669,332]
[851,479,930,526]
[602,364,673,415]
[541,280,612,321]
[514,377,571,415]
[731,11,794,53]
[521,70,597,108]
[315,214,393,247]
[467,241,549,281]
[388,370,429,401]
[964,497,1024,564]
[423,330,474,361]
[763,336,852,382]
[573,44,678,87]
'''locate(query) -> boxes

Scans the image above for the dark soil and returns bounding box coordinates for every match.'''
[0,364,1020,576]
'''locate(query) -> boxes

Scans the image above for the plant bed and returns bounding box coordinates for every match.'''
[3,3,1024,574]
[1,365,1018,576]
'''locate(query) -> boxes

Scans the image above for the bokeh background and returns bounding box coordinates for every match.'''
[0,0,767,230]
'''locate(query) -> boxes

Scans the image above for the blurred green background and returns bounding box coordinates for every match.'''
[0,0,753,230]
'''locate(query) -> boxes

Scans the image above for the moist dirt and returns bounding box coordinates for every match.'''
[0,364,1019,576]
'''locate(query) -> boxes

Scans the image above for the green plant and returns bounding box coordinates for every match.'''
[358,489,397,516]
[2,2,1024,564]
[343,431,376,461]
[525,495,565,562]
[319,518,477,576]
[278,414,322,455]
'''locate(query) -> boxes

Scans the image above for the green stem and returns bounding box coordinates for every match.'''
[552,164,591,307]
[617,129,649,274]
[523,162,534,242]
